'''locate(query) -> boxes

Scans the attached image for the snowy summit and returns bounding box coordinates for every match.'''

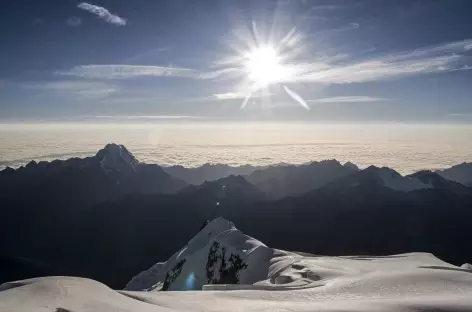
[2,217,472,312]
[96,143,139,172]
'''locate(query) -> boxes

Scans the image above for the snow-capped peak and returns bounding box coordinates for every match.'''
[95,143,139,172]
[125,217,273,291]
[375,167,432,192]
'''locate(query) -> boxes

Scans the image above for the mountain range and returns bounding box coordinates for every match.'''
[0,143,471,288]
[436,162,472,186]
[0,143,186,205]
[163,163,266,185]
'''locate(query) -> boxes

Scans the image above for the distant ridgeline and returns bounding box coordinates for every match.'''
[0,143,471,288]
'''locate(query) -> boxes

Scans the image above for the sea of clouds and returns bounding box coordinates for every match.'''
[1,123,471,173]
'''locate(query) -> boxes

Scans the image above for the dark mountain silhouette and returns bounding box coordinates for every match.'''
[163,163,265,185]
[245,160,359,199]
[0,145,471,289]
[408,170,470,193]
[437,162,472,186]
[181,175,266,201]
[0,143,186,208]
[319,166,433,193]
[343,161,360,171]
[22,174,467,289]
[0,143,187,285]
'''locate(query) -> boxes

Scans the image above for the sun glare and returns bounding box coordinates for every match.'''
[217,22,310,110]
[244,46,287,87]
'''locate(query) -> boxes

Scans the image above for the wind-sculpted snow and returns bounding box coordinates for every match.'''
[2,219,472,311]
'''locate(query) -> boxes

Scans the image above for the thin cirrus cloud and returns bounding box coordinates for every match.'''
[308,96,391,103]
[25,80,113,91]
[205,38,472,86]
[290,39,472,84]
[66,16,82,27]
[211,91,275,101]
[58,65,194,79]
[213,92,248,100]
[88,115,201,120]
[57,39,472,84]
[77,2,126,26]
[449,113,472,117]
[58,64,235,80]
[306,2,364,11]
[24,80,117,99]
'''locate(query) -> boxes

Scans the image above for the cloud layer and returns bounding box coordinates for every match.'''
[77,3,126,26]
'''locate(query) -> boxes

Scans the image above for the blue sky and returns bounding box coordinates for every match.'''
[1,0,472,122]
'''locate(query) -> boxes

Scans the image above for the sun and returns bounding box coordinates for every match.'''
[244,45,288,88]
[214,23,310,110]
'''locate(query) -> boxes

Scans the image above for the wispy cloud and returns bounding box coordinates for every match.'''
[25,80,117,99]
[77,2,126,26]
[33,18,45,25]
[303,1,363,21]
[212,91,274,101]
[58,39,472,86]
[67,16,82,27]
[124,46,172,63]
[74,88,117,99]
[59,64,243,81]
[306,22,360,39]
[58,65,194,79]
[309,96,391,103]
[307,2,364,11]
[26,80,112,91]
[213,92,251,100]
[88,115,201,120]
[198,68,241,80]
[290,39,472,84]
[199,38,472,110]
[449,113,472,117]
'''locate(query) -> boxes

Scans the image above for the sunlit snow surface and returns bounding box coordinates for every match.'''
[2,217,472,311]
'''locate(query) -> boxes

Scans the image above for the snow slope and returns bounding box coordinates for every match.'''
[2,218,472,311]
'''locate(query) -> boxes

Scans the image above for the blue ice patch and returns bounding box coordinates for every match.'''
[184,272,197,290]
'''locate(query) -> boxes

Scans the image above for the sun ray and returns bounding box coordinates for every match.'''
[240,92,252,109]
[284,85,310,110]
